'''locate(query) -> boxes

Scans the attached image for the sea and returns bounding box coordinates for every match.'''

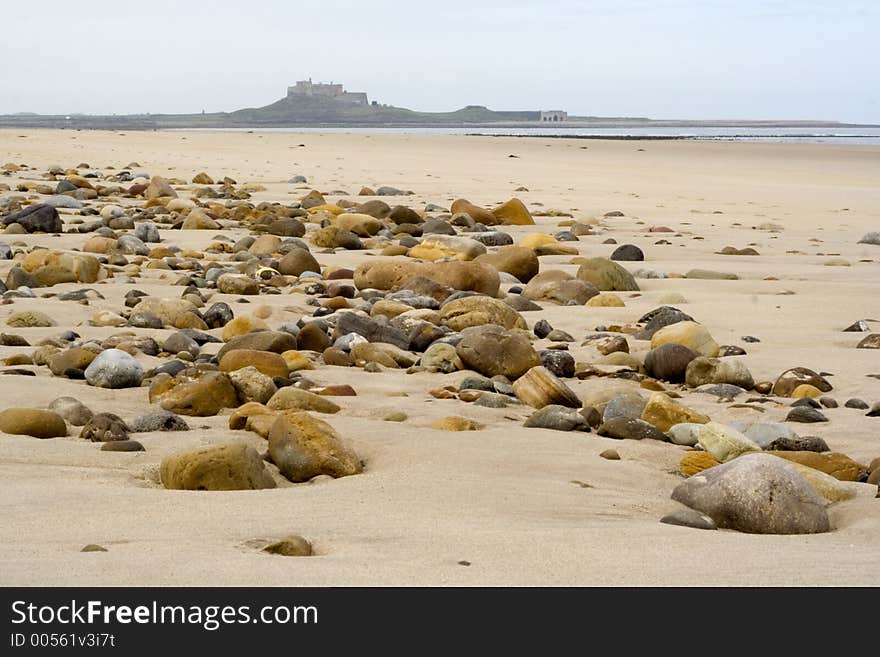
[198,125,880,145]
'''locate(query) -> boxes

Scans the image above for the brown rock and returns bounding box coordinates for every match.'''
[160,443,276,490]
[268,412,362,482]
[219,349,289,378]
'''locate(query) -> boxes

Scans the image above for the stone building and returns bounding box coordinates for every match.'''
[540,111,568,122]
[287,79,369,106]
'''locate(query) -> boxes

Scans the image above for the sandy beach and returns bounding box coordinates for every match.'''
[0,129,878,586]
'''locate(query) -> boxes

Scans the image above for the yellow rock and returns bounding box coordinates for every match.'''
[586,293,625,307]
[791,384,822,399]
[679,451,721,476]
[306,203,345,216]
[83,236,117,254]
[519,233,560,250]
[281,350,315,372]
[492,197,535,225]
[221,316,269,342]
[192,172,214,184]
[181,208,219,230]
[431,416,485,431]
[650,321,719,358]
[641,392,710,433]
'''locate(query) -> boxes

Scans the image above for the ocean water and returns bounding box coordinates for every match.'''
[195,125,880,145]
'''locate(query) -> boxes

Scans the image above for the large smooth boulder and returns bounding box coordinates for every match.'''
[650,321,719,358]
[450,198,498,225]
[644,343,699,382]
[671,453,831,534]
[521,270,598,305]
[685,357,754,389]
[2,204,62,233]
[266,388,341,414]
[160,443,276,490]
[474,246,539,283]
[439,296,527,331]
[84,349,144,388]
[149,370,239,416]
[697,421,762,461]
[354,260,500,297]
[219,349,289,378]
[0,408,67,438]
[576,257,639,291]
[456,325,540,379]
[268,413,362,482]
[771,367,833,397]
[512,365,580,409]
[491,198,535,225]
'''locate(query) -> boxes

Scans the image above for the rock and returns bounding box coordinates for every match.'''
[660,508,717,530]
[221,316,271,342]
[129,410,190,433]
[408,234,487,261]
[635,306,694,340]
[219,349,289,378]
[843,320,870,332]
[79,413,129,442]
[598,417,669,441]
[521,270,598,305]
[455,325,540,379]
[767,436,829,452]
[540,350,575,378]
[450,198,498,225]
[491,197,535,225]
[162,332,200,358]
[599,449,620,460]
[667,423,703,446]
[332,312,409,350]
[83,349,143,389]
[679,451,721,476]
[576,257,639,291]
[161,443,276,491]
[791,384,823,399]
[785,407,828,423]
[130,298,199,329]
[610,244,644,261]
[697,421,761,461]
[685,357,754,389]
[771,367,832,397]
[671,453,830,534]
[48,347,98,377]
[354,259,500,297]
[650,321,719,358]
[728,421,800,449]
[47,397,93,426]
[641,392,709,432]
[295,323,331,352]
[512,365,580,408]
[857,231,880,245]
[431,416,484,431]
[439,295,526,331]
[101,440,145,452]
[0,408,67,438]
[6,311,56,328]
[217,274,259,296]
[277,248,320,277]
[844,398,869,409]
[523,405,589,431]
[192,172,214,184]
[474,246,539,283]
[2,204,62,233]
[586,293,625,307]
[685,269,739,280]
[857,334,880,349]
[263,535,313,557]
[217,331,297,360]
[768,451,865,481]
[267,387,341,414]
[228,366,277,404]
[267,217,305,237]
[268,413,362,482]
[602,394,647,423]
[149,370,238,416]
[868,402,880,417]
[145,176,177,199]
[644,343,699,382]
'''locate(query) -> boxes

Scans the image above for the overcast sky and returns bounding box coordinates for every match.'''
[1,0,877,122]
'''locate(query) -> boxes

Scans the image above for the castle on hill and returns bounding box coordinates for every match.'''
[287,79,370,106]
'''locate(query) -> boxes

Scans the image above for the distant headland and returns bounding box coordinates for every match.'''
[0,79,867,130]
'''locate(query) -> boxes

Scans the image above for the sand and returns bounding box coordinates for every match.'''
[0,129,878,586]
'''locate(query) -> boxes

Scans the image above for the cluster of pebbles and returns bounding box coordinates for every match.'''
[0,159,878,547]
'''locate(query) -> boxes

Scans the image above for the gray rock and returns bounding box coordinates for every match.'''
[83,349,143,388]
[163,331,200,357]
[729,421,799,449]
[610,244,644,261]
[843,320,870,332]
[818,396,838,408]
[856,334,880,349]
[2,203,63,232]
[533,319,553,339]
[79,412,130,442]
[844,398,869,409]
[857,231,880,245]
[523,405,590,431]
[785,406,829,423]
[635,306,694,340]
[767,436,830,452]
[288,175,307,184]
[643,343,699,382]
[868,402,880,417]
[0,243,11,259]
[602,394,647,423]
[117,234,149,255]
[129,410,190,433]
[471,232,514,247]
[47,396,93,426]
[671,453,831,534]
[540,350,575,378]
[43,195,84,209]
[474,392,516,408]
[101,440,145,452]
[660,507,717,530]
[546,329,575,342]
[134,221,160,243]
[459,375,495,392]
[666,423,703,447]
[598,416,669,441]
[694,383,747,399]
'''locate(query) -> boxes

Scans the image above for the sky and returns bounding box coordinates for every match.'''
[1,0,877,122]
